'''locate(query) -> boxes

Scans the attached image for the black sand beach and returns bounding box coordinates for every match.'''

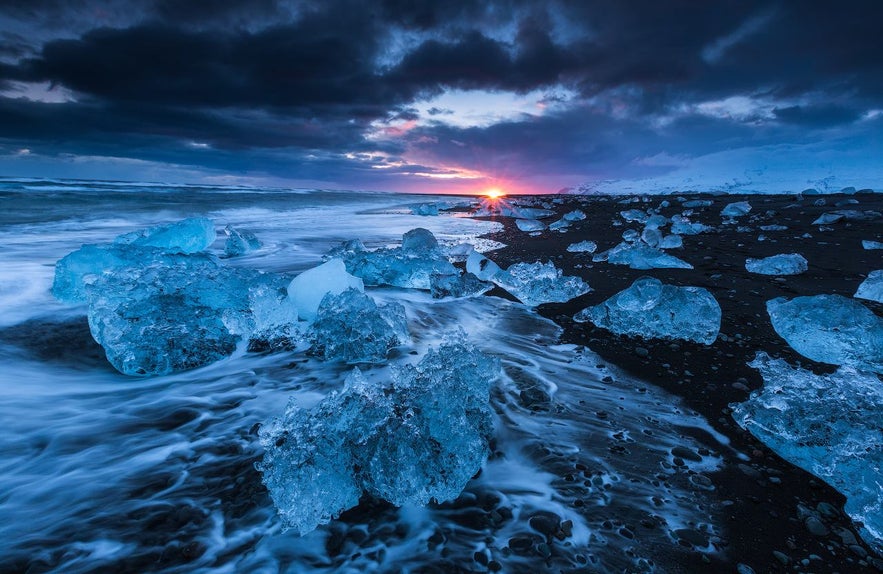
[477,192,883,573]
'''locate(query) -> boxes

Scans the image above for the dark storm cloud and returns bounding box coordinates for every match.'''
[0,0,881,188]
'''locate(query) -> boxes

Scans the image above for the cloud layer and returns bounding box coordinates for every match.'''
[1,0,881,192]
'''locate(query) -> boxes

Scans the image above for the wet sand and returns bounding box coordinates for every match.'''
[478,192,883,573]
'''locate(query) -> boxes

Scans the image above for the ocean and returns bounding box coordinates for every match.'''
[0,178,730,573]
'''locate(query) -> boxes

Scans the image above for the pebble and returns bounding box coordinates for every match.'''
[805,516,830,536]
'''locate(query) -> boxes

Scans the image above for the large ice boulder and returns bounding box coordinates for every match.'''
[327,228,457,290]
[856,270,883,304]
[731,353,883,552]
[492,261,591,307]
[258,342,501,535]
[429,271,493,299]
[745,253,808,276]
[53,217,218,303]
[574,277,721,344]
[114,217,216,253]
[288,259,364,322]
[311,289,409,363]
[767,295,883,373]
[593,241,693,270]
[85,254,297,376]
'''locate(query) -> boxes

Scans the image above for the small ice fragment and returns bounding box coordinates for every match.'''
[574,276,720,344]
[114,217,216,254]
[759,224,788,231]
[620,209,648,223]
[855,270,883,304]
[644,214,669,229]
[466,251,502,281]
[515,219,546,232]
[548,218,570,232]
[430,271,493,299]
[563,209,586,221]
[862,240,883,250]
[224,225,262,257]
[721,201,751,218]
[622,229,640,243]
[411,203,439,216]
[659,234,683,249]
[731,353,883,552]
[288,259,364,322]
[641,227,662,247]
[670,214,711,235]
[593,241,693,270]
[745,253,808,275]
[258,342,501,535]
[566,240,598,253]
[311,289,408,363]
[767,295,883,373]
[492,261,590,307]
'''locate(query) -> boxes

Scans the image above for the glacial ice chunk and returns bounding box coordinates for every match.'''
[745,253,808,275]
[620,209,648,223]
[682,199,712,208]
[566,240,598,254]
[329,229,457,290]
[855,270,883,304]
[863,240,883,250]
[53,217,218,303]
[492,261,590,307]
[311,289,408,363]
[731,353,883,552]
[288,259,364,322]
[671,215,711,235]
[430,271,492,299]
[515,219,546,232]
[114,217,216,254]
[813,210,881,225]
[593,241,693,270]
[721,201,751,218]
[84,253,298,376]
[548,218,570,231]
[641,227,662,247]
[224,225,262,257]
[574,277,720,344]
[465,251,502,281]
[411,203,439,216]
[659,234,683,249]
[767,295,883,373]
[258,342,501,535]
[563,209,586,221]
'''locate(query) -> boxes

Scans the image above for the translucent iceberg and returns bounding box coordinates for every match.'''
[329,228,457,290]
[258,342,501,535]
[224,225,262,257]
[311,289,408,363]
[731,353,883,552]
[721,201,751,218]
[492,261,590,307]
[566,240,597,253]
[745,253,808,275]
[515,219,546,232]
[767,295,883,373]
[288,259,364,322]
[574,277,720,344]
[856,270,883,304]
[114,217,216,253]
[429,271,493,299]
[593,241,693,270]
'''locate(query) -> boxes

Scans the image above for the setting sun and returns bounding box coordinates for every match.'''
[484,188,504,199]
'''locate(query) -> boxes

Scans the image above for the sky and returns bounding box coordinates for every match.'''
[0,0,881,194]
